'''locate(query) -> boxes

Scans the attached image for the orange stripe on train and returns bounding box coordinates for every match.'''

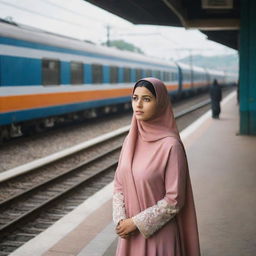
[0,85,178,113]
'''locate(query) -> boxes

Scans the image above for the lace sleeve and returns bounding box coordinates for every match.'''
[113,192,127,226]
[132,199,180,239]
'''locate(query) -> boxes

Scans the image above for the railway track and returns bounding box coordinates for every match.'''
[0,98,213,255]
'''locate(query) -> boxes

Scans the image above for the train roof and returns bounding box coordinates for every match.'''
[0,21,178,69]
[177,62,206,73]
[0,21,232,77]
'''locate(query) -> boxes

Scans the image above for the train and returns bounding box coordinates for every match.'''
[0,20,237,141]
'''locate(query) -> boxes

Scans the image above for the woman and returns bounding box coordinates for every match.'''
[209,79,222,119]
[113,77,200,256]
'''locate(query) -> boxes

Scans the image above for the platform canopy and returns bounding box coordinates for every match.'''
[85,0,240,50]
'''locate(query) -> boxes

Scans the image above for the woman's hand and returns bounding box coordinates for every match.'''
[116,218,137,239]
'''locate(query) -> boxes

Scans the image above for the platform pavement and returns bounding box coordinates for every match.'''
[10,91,256,256]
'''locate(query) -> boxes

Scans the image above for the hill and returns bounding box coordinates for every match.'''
[177,54,238,74]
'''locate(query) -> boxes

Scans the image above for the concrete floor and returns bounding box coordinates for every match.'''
[104,92,256,256]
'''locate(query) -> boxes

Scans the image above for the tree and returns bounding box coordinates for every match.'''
[101,40,144,54]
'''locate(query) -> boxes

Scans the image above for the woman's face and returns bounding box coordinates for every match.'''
[132,86,157,121]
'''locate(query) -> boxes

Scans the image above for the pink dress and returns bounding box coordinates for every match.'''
[113,135,200,256]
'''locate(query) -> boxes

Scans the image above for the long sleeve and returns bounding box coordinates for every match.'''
[132,143,187,238]
[113,191,126,226]
[112,143,127,226]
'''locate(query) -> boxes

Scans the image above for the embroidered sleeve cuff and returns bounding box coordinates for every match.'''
[132,199,180,238]
[112,192,126,225]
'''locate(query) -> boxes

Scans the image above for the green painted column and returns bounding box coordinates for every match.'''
[239,0,256,135]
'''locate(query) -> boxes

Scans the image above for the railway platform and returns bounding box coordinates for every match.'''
[10,91,256,256]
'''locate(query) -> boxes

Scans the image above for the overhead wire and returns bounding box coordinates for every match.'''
[43,0,111,25]
[42,0,132,30]
[0,0,96,30]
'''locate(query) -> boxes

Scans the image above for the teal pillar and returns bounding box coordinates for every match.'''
[239,0,256,134]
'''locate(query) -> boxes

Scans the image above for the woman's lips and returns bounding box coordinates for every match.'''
[136,111,144,115]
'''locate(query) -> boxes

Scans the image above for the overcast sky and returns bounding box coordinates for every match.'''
[0,0,238,60]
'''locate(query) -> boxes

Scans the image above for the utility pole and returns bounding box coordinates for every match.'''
[189,49,194,88]
[106,25,111,47]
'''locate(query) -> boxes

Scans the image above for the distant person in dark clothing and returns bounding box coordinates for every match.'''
[210,79,222,119]
[237,79,240,105]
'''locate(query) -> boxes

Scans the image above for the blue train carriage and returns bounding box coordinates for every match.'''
[192,65,210,93]
[176,62,191,97]
[205,68,225,86]
[177,62,209,97]
[0,21,180,140]
[205,68,238,99]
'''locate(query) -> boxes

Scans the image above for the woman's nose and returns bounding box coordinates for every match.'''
[136,99,143,107]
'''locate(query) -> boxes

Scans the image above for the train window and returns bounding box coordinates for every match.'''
[167,72,171,81]
[124,68,131,82]
[164,71,168,81]
[184,72,190,81]
[154,70,160,79]
[42,59,60,85]
[163,72,167,81]
[71,62,83,84]
[136,69,143,80]
[92,64,103,84]
[171,72,175,81]
[145,69,152,77]
[169,72,173,81]
[110,66,118,83]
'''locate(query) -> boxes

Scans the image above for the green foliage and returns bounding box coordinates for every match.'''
[102,40,144,54]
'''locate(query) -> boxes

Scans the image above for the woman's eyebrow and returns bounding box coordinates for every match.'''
[133,94,153,98]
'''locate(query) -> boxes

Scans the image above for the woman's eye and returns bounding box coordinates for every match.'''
[132,96,150,102]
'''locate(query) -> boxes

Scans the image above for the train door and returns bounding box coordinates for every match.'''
[0,55,1,86]
[176,63,183,94]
